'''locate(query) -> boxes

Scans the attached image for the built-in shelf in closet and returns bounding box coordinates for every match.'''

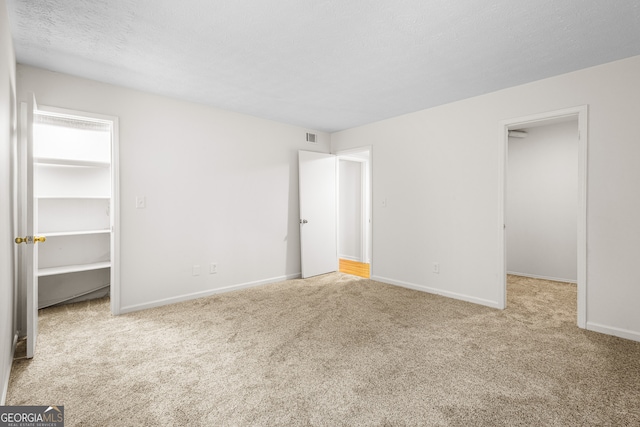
[34,114,112,308]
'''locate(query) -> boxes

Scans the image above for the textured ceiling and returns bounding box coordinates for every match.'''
[6,0,640,132]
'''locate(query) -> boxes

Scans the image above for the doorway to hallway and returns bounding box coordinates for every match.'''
[337,147,371,279]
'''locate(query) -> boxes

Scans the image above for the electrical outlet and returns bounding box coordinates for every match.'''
[209,263,217,274]
[433,263,440,274]
[192,265,201,276]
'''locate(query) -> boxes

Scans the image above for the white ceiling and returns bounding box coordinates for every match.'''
[6,0,640,133]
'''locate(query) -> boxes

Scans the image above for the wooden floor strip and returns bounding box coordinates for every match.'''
[339,259,370,279]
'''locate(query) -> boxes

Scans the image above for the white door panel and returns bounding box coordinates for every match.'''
[299,151,337,278]
[17,93,39,359]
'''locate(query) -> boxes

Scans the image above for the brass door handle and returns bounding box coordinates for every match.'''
[14,236,46,244]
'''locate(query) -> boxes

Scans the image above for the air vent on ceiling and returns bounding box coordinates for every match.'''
[306,132,317,143]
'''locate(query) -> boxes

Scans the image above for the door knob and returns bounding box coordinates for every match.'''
[14,236,46,244]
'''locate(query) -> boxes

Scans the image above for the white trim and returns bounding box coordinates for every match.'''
[360,157,369,264]
[36,105,121,316]
[119,273,301,314]
[576,107,588,329]
[371,275,501,309]
[507,271,577,284]
[35,105,115,125]
[338,154,367,163]
[333,146,373,157]
[586,322,640,343]
[110,118,121,315]
[499,105,588,328]
[1,333,19,405]
[338,254,361,262]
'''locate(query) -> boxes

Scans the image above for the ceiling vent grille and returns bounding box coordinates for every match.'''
[306,132,317,143]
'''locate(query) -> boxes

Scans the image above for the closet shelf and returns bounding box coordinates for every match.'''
[40,229,110,237]
[35,157,110,168]
[38,261,110,277]
[36,195,110,200]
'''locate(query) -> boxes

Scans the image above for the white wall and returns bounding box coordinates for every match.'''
[16,65,330,314]
[507,121,578,282]
[331,55,640,342]
[0,0,17,404]
[338,159,362,260]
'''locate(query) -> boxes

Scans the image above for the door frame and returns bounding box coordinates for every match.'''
[32,104,121,315]
[335,146,373,271]
[498,106,588,328]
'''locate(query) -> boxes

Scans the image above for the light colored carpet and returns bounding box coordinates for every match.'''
[7,273,640,426]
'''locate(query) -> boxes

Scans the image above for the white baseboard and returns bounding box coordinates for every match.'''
[338,255,361,262]
[507,271,577,284]
[586,322,640,343]
[371,275,501,309]
[1,332,19,405]
[119,273,301,314]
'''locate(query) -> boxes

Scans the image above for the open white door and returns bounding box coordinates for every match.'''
[298,151,337,278]
[16,93,42,359]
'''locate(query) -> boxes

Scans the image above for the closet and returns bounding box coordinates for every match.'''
[34,113,112,308]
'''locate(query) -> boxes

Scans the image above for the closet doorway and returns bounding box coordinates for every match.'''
[499,106,587,327]
[33,108,115,309]
[16,96,120,357]
[506,120,579,283]
[22,102,120,316]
